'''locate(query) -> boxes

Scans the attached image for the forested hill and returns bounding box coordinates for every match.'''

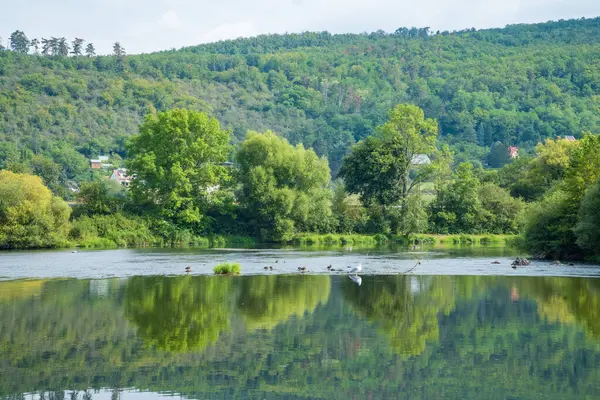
[1,16,600,184]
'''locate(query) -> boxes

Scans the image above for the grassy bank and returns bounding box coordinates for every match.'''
[75,234,257,249]
[405,234,521,247]
[289,233,519,247]
[289,234,386,246]
[69,214,257,249]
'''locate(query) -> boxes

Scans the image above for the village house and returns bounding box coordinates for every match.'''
[508,146,519,159]
[110,168,132,187]
[90,155,112,169]
[557,135,577,141]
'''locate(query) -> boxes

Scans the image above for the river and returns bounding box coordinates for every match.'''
[1,246,600,399]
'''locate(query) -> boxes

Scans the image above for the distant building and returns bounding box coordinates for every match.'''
[564,135,577,141]
[110,168,132,187]
[90,155,111,169]
[508,146,519,159]
[411,154,431,166]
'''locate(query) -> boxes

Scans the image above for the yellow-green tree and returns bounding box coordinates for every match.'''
[125,276,233,353]
[237,275,331,331]
[0,170,71,249]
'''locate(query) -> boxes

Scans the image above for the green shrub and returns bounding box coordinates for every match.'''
[213,262,241,275]
[70,213,156,247]
[78,237,118,248]
[374,234,389,244]
[210,235,227,248]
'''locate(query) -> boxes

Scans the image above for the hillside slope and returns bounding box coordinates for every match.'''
[1,17,599,184]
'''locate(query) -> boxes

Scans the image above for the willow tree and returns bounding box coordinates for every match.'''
[236,131,333,242]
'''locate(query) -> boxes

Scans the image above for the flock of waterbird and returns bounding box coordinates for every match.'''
[184,256,548,275]
[183,253,426,281]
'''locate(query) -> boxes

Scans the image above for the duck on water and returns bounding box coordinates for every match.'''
[511,258,530,269]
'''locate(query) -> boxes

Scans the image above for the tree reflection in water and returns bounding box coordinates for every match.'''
[125,275,233,352]
[342,275,456,357]
[1,275,600,398]
[237,275,331,330]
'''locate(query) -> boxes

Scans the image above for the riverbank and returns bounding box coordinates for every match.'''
[291,233,520,247]
[0,231,519,251]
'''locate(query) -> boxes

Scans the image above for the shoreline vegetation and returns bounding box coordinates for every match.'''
[2,232,519,251]
[1,105,598,262]
[1,19,600,261]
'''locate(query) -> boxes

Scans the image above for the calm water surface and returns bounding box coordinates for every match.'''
[1,247,600,399]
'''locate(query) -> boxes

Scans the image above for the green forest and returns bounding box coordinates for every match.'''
[1,17,600,259]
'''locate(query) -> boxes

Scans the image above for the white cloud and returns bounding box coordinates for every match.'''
[158,10,185,30]
[1,0,599,54]
[199,21,258,43]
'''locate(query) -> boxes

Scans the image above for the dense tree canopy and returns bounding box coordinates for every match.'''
[2,17,600,195]
[574,180,600,257]
[126,109,231,226]
[236,131,332,241]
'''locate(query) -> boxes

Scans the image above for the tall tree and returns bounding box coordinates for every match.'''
[429,162,483,234]
[113,42,125,57]
[29,38,39,54]
[40,38,52,55]
[30,154,62,195]
[71,38,84,56]
[85,42,95,57]
[339,136,406,207]
[378,104,438,215]
[57,37,69,56]
[476,123,485,146]
[9,30,29,53]
[48,37,60,55]
[341,104,437,233]
[236,131,333,241]
[126,109,231,226]
[487,141,510,168]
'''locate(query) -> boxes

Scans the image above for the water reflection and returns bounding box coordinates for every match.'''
[342,275,455,357]
[237,275,331,331]
[125,276,233,352]
[1,276,600,399]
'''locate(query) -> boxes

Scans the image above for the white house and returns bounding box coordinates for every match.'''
[110,168,132,187]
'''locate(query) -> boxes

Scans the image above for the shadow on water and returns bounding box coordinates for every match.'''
[1,275,600,399]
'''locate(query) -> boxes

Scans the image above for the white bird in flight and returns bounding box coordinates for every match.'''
[347,263,362,274]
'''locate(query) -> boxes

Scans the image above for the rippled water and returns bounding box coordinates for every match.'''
[1,247,600,399]
[0,246,599,279]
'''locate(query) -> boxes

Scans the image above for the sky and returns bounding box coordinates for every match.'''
[1,0,599,55]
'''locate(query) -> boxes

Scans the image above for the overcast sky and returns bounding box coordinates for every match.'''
[1,0,599,54]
